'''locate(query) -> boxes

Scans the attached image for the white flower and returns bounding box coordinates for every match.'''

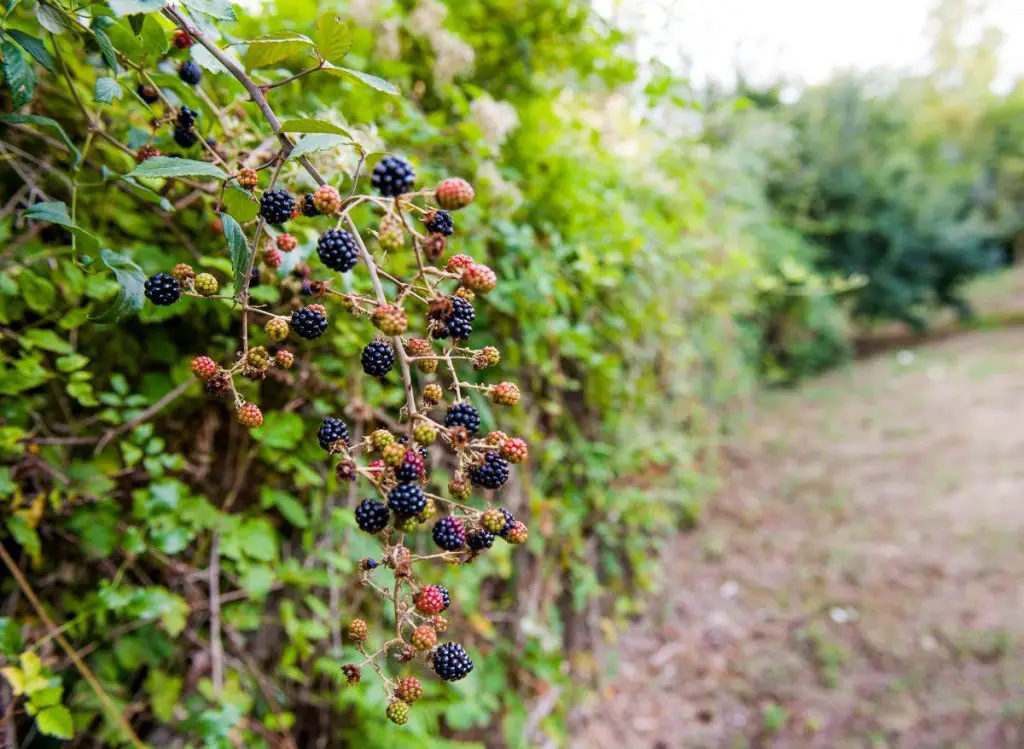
[349,0,380,27]
[431,30,475,86]
[409,0,447,34]
[375,19,402,61]
[469,96,519,147]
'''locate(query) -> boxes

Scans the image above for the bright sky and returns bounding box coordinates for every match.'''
[595,0,1024,90]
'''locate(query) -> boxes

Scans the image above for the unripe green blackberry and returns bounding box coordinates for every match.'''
[411,624,437,651]
[275,349,294,368]
[448,474,471,500]
[265,317,289,342]
[313,184,342,214]
[237,168,259,190]
[377,214,405,251]
[191,356,217,380]
[396,515,419,533]
[236,402,263,428]
[394,677,422,705]
[422,383,443,407]
[482,508,508,534]
[386,701,409,726]
[455,287,475,302]
[371,304,408,336]
[435,177,475,210]
[462,263,497,294]
[473,346,501,370]
[405,338,438,374]
[348,619,368,642]
[370,429,396,451]
[415,497,437,523]
[413,422,437,446]
[342,664,361,685]
[489,381,521,406]
[382,442,405,467]
[194,272,219,296]
[246,346,271,369]
[430,616,448,634]
[172,263,195,282]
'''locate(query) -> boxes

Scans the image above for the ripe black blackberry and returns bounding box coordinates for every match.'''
[432,516,465,551]
[179,60,202,85]
[426,210,454,236]
[436,296,475,340]
[467,530,495,551]
[291,307,327,340]
[361,341,394,377]
[469,451,510,490]
[317,417,349,450]
[372,155,415,197]
[301,193,321,217]
[436,585,451,610]
[173,126,198,149]
[395,450,425,482]
[137,83,159,104]
[496,508,515,537]
[316,228,359,272]
[432,642,473,681]
[260,189,295,226]
[355,498,389,534]
[177,106,198,129]
[444,401,481,435]
[388,482,427,517]
[144,273,180,306]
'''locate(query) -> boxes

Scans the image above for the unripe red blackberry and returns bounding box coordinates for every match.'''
[135,144,160,163]
[411,624,437,651]
[172,29,193,49]
[435,177,475,210]
[430,616,448,634]
[386,701,409,725]
[462,263,497,294]
[265,317,289,342]
[194,272,219,296]
[276,233,297,252]
[473,346,501,370]
[308,303,328,318]
[211,217,223,234]
[237,168,259,190]
[506,520,528,544]
[486,431,509,448]
[342,664,361,685]
[275,349,294,368]
[413,421,437,446]
[370,429,396,451]
[313,184,342,214]
[405,338,438,373]
[246,345,271,369]
[502,437,528,464]
[481,508,509,534]
[446,253,475,273]
[455,287,475,302]
[382,442,405,467]
[262,246,283,268]
[172,263,195,282]
[422,383,443,407]
[394,677,422,705]
[414,586,447,615]
[377,214,404,251]
[416,497,437,523]
[236,402,263,428]
[371,304,408,335]
[191,356,217,380]
[489,381,521,406]
[348,618,368,642]
[448,474,471,500]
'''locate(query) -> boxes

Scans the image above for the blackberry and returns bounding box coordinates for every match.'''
[425,210,454,236]
[469,451,510,490]
[496,508,516,537]
[467,530,495,551]
[316,228,359,272]
[179,60,202,85]
[259,189,295,225]
[432,642,473,681]
[388,482,426,517]
[301,193,321,217]
[317,417,349,450]
[355,498,389,534]
[436,585,451,611]
[444,401,480,435]
[291,307,328,340]
[137,83,159,104]
[414,585,447,615]
[173,126,198,149]
[395,450,425,482]
[144,272,180,306]
[436,296,475,340]
[372,155,415,197]
[432,516,465,551]
[177,106,198,129]
[360,557,379,570]
[361,341,394,377]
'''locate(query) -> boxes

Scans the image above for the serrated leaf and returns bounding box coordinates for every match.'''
[287,134,353,160]
[119,176,173,211]
[220,213,249,291]
[94,77,123,104]
[182,0,235,21]
[2,39,36,107]
[36,3,72,34]
[35,705,73,739]
[7,30,55,74]
[191,44,227,74]
[107,0,164,16]
[92,27,118,70]
[22,201,99,252]
[314,12,351,64]
[95,18,142,63]
[128,156,228,181]
[321,63,398,96]
[241,33,315,69]
[278,118,351,137]
[222,184,258,222]
[93,249,145,323]
[139,15,169,56]
[0,114,80,166]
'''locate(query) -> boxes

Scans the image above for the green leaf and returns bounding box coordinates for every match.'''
[7,30,55,74]
[107,0,165,16]
[287,134,352,160]
[1,39,35,107]
[241,33,315,69]
[0,616,24,656]
[237,518,278,562]
[93,249,145,323]
[145,669,182,723]
[314,12,351,64]
[261,487,308,527]
[119,176,173,211]
[22,200,98,251]
[96,17,143,61]
[128,156,228,181]
[278,118,351,137]
[94,76,123,104]
[5,515,41,565]
[92,26,118,70]
[36,3,72,34]
[18,271,56,314]
[55,353,89,372]
[219,212,249,292]
[221,184,258,222]
[182,0,235,21]
[321,63,398,96]
[22,329,73,354]
[138,15,169,56]
[36,705,73,739]
[0,114,80,165]
[191,44,227,74]
[250,410,303,449]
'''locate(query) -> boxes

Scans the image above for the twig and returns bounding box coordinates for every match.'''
[94,377,195,454]
[209,536,224,697]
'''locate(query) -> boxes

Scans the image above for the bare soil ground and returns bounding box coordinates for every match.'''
[572,326,1024,749]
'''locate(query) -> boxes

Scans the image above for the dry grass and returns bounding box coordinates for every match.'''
[573,326,1024,749]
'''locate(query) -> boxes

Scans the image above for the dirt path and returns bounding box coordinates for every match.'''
[572,328,1024,749]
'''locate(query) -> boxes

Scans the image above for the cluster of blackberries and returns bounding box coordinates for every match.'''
[444,402,481,435]
[432,642,473,681]
[388,482,426,517]
[173,106,199,149]
[361,341,394,377]
[436,295,474,340]
[355,498,389,534]
[317,417,349,450]
[372,155,415,197]
[469,451,510,490]
[291,307,328,340]
[144,272,181,306]
[260,189,295,225]
[317,228,359,272]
